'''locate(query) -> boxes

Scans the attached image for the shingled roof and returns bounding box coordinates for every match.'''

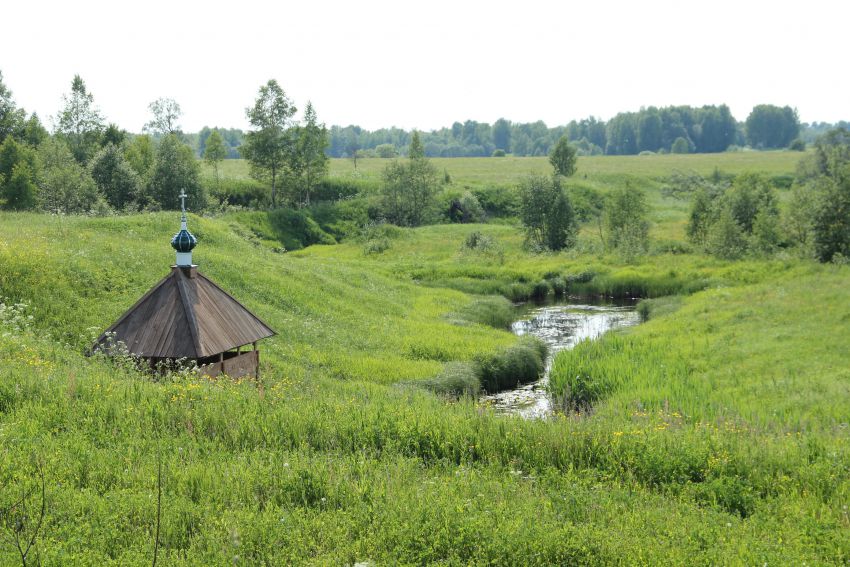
[93,266,275,359]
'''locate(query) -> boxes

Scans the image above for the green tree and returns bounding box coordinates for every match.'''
[241,80,296,207]
[812,170,850,263]
[345,130,361,169]
[0,137,39,187]
[546,182,577,251]
[686,188,715,246]
[408,131,424,159]
[2,162,37,210]
[144,97,182,136]
[707,206,747,260]
[148,134,205,210]
[101,123,126,148]
[291,102,329,207]
[549,135,577,177]
[671,137,690,154]
[203,130,227,186]
[124,134,156,183]
[56,75,104,163]
[0,70,26,144]
[724,173,777,233]
[381,134,439,226]
[89,144,141,210]
[637,108,663,152]
[745,104,800,149]
[517,174,577,251]
[21,113,48,147]
[492,118,511,153]
[799,128,850,261]
[751,208,781,255]
[782,183,816,252]
[604,186,650,255]
[38,137,100,213]
[375,144,397,158]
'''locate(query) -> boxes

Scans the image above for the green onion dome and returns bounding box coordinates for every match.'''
[171,228,197,253]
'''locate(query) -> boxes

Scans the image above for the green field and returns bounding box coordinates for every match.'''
[2,151,849,564]
[211,152,803,185]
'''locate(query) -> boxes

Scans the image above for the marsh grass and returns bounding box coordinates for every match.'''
[476,336,548,393]
[418,361,481,397]
[636,295,684,322]
[454,296,514,329]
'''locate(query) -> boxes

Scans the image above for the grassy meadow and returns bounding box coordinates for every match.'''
[2,152,849,564]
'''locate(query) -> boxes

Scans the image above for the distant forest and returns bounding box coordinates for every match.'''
[192,105,848,160]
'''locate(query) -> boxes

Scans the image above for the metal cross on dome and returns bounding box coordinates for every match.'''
[179,189,188,214]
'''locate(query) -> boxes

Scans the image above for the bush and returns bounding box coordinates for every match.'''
[444,191,485,223]
[312,177,379,201]
[476,337,547,393]
[206,176,269,209]
[471,185,519,218]
[491,149,506,157]
[518,174,577,251]
[706,208,747,260]
[789,139,806,152]
[375,144,398,158]
[604,186,649,258]
[671,137,690,154]
[770,174,794,190]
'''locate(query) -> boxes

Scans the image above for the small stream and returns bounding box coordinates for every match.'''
[482,300,640,419]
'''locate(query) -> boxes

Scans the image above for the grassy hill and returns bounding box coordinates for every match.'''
[1,151,848,563]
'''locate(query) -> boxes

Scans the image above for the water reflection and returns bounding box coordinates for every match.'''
[482,302,639,419]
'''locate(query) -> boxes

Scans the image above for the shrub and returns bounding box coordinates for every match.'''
[375,143,398,158]
[363,237,390,255]
[604,186,649,258]
[789,139,806,152]
[206,176,269,209]
[706,207,747,260]
[518,174,577,251]
[671,137,690,154]
[491,149,506,157]
[471,185,519,218]
[444,191,485,223]
[312,177,378,201]
[770,174,794,190]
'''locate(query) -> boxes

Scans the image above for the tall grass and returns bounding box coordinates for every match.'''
[2,150,850,563]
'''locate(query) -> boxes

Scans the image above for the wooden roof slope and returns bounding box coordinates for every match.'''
[93,267,275,359]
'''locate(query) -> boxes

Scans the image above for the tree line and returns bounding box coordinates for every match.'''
[0,73,328,213]
[325,105,840,159]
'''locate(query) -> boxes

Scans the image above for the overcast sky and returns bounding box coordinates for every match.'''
[1,0,846,133]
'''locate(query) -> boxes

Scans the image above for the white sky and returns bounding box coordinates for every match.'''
[1,0,847,133]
